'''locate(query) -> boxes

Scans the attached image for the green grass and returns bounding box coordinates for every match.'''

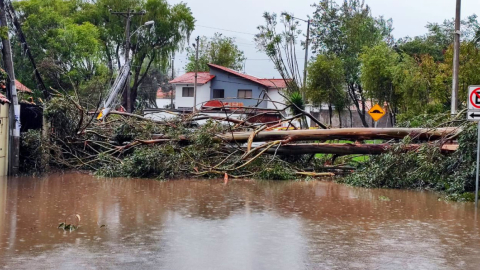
[314,140,380,163]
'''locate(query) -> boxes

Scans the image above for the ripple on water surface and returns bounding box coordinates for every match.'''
[0,173,479,270]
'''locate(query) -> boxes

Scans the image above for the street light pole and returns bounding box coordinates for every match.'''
[125,13,132,113]
[451,0,461,116]
[111,10,146,113]
[193,36,199,112]
[171,54,174,109]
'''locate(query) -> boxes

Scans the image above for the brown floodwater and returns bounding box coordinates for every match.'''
[0,173,480,269]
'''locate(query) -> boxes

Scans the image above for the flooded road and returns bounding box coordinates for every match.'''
[0,173,479,269]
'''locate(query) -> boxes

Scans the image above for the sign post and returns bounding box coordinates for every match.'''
[467,85,480,208]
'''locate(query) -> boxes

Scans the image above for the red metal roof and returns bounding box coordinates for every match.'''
[207,64,272,87]
[257,79,288,88]
[169,72,215,84]
[169,65,289,89]
[15,80,32,93]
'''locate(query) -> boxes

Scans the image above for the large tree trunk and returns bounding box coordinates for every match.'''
[337,109,342,128]
[265,143,458,156]
[348,107,353,127]
[219,127,461,143]
[347,83,369,127]
[328,104,333,126]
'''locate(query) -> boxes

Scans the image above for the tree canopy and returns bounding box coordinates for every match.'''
[11,0,195,109]
[185,33,246,72]
[309,0,393,126]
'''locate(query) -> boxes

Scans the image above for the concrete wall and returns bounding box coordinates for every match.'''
[174,82,211,110]
[209,68,268,108]
[310,108,394,128]
[0,104,8,176]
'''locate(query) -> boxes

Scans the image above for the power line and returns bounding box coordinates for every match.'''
[196,25,257,36]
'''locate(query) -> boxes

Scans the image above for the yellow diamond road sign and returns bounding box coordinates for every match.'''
[368,104,386,122]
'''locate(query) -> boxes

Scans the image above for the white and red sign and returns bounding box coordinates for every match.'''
[468,85,480,121]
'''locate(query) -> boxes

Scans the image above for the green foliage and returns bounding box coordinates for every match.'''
[185,33,246,72]
[309,0,393,126]
[397,14,479,61]
[44,97,80,138]
[256,162,295,180]
[307,54,345,108]
[341,124,479,201]
[287,91,305,115]
[255,12,303,93]
[20,130,45,174]
[360,42,399,105]
[13,0,194,108]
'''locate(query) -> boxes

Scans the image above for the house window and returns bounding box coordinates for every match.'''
[182,87,194,97]
[213,89,225,99]
[237,89,252,99]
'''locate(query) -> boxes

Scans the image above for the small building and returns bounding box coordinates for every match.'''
[169,64,287,111]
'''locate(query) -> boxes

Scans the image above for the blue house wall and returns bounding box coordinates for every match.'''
[209,68,268,108]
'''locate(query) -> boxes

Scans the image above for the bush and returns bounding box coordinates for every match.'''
[341,123,478,201]
[20,130,45,174]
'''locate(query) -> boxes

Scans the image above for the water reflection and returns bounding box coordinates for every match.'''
[0,173,479,269]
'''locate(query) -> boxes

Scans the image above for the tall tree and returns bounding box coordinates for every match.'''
[310,0,393,127]
[360,42,399,124]
[307,54,346,126]
[185,33,246,72]
[255,12,304,94]
[13,0,195,111]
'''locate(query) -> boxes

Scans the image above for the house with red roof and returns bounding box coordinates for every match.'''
[169,64,288,111]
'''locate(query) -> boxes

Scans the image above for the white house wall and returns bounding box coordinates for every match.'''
[156,99,173,109]
[267,88,287,110]
[174,82,211,110]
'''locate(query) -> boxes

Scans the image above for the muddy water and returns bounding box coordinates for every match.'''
[0,173,480,269]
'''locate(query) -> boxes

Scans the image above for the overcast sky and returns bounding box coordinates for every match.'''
[168,0,479,78]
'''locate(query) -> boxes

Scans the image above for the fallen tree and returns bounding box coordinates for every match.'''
[19,93,467,183]
[265,143,459,156]
[219,127,462,143]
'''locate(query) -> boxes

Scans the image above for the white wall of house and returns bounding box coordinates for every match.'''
[267,88,287,110]
[156,98,173,109]
[174,82,211,110]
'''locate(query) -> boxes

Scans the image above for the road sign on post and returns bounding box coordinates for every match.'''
[467,85,480,208]
[368,104,386,123]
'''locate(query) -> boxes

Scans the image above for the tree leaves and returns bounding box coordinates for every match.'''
[185,33,246,72]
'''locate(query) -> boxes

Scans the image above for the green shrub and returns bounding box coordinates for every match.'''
[341,123,478,201]
[20,130,45,174]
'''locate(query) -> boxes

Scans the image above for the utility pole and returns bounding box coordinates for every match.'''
[0,0,19,175]
[6,0,48,100]
[170,54,174,109]
[193,36,199,112]
[303,19,310,101]
[451,0,461,116]
[111,10,146,113]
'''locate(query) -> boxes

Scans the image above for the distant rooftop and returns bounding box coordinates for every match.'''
[170,64,289,89]
[169,72,215,84]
